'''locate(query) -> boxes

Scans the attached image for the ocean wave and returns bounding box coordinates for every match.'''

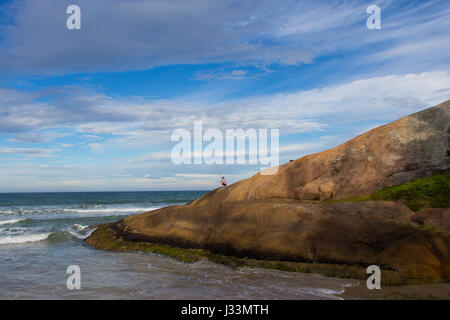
[0,227,31,236]
[0,206,161,217]
[66,227,96,240]
[0,233,51,245]
[0,218,27,226]
[74,224,89,230]
[0,208,62,216]
[63,207,160,213]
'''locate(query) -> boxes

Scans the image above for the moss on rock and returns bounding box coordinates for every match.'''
[332,170,450,211]
[85,223,443,286]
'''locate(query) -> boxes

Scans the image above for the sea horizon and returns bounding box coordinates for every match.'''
[0,190,213,194]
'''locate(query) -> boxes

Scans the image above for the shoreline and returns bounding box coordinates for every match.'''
[340,281,450,300]
[85,223,450,295]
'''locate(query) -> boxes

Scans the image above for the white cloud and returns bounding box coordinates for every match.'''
[0,146,58,156]
[279,142,328,153]
[1,70,449,191]
[194,69,249,81]
[175,173,218,178]
[1,71,449,142]
[83,134,101,139]
[9,133,49,143]
[1,0,449,74]
[88,143,104,151]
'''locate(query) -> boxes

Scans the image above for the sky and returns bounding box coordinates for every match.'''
[0,0,450,192]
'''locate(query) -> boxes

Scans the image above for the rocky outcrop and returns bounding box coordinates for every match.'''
[191,100,450,202]
[86,100,450,284]
[117,200,415,262]
[412,208,450,232]
[89,199,450,283]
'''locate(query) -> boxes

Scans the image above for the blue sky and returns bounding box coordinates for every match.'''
[0,0,450,192]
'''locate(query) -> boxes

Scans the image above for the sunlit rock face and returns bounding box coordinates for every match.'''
[195,100,450,203]
[87,100,450,284]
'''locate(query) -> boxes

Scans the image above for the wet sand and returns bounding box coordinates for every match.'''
[340,282,450,300]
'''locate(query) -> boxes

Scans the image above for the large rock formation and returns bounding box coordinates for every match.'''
[193,100,450,202]
[87,100,450,284]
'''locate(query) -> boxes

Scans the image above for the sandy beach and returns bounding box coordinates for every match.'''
[340,282,450,300]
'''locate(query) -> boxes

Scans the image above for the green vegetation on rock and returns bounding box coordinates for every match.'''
[85,223,210,263]
[333,170,450,211]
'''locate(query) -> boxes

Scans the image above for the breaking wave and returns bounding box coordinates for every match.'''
[0,233,51,245]
[0,218,27,226]
[63,207,160,213]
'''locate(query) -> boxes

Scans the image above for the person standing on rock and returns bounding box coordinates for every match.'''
[220,177,227,187]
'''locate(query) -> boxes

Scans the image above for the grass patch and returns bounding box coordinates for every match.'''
[332,170,450,211]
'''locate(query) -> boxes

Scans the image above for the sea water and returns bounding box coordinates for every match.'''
[0,191,358,299]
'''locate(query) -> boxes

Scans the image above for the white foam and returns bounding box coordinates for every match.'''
[301,287,344,300]
[0,208,61,216]
[0,233,51,245]
[63,207,160,213]
[0,218,26,226]
[66,227,96,240]
[74,224,88,230]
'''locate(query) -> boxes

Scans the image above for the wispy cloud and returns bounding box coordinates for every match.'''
[1,0,449,74]
[9,133,50,143]
[88,143,104,151]
[0,146,58,156]
[193,69,248,81]
[2,71,448,143]
[175,173,218,178]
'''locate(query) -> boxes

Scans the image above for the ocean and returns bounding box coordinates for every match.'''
[0,191,358,299]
